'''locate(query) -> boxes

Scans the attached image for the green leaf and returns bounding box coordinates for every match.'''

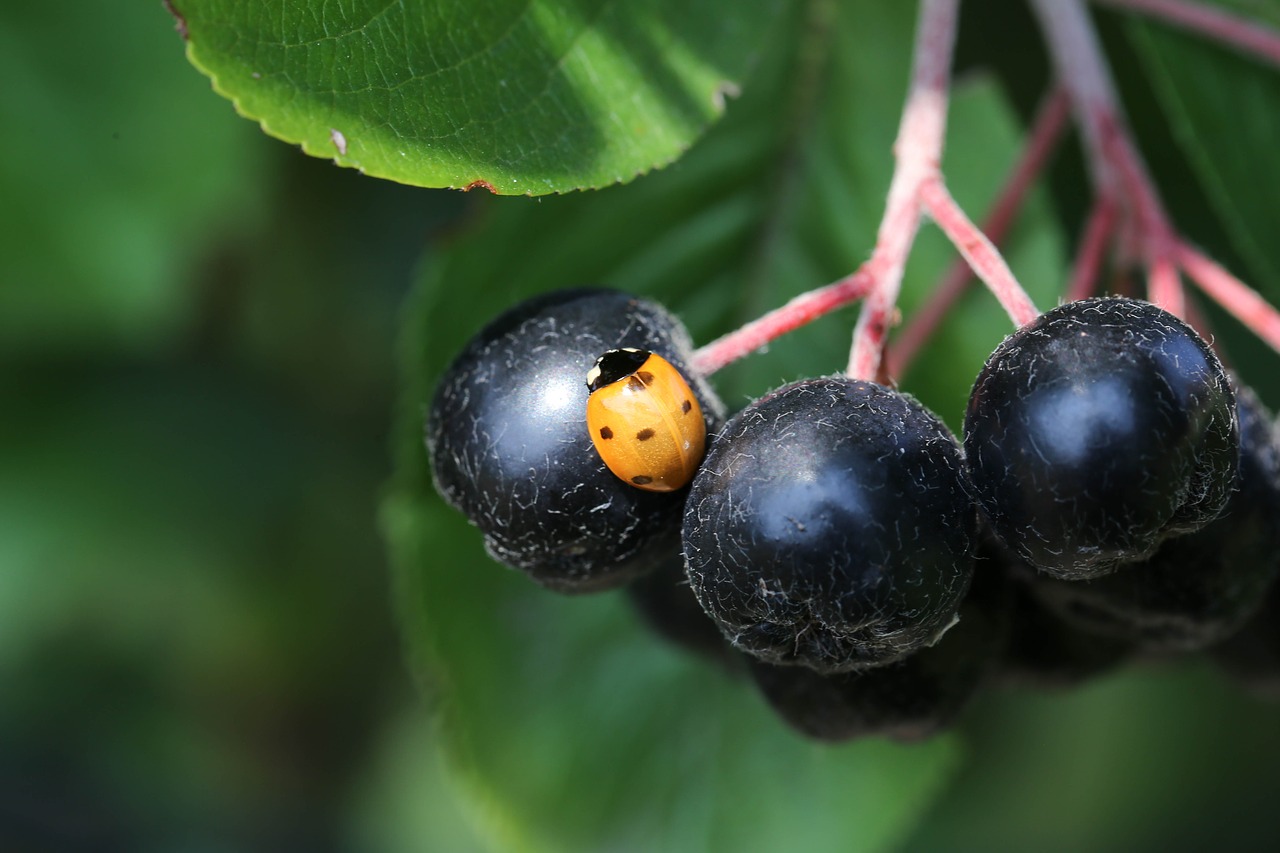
[1125,0,1280,298]
[0,1,270,356]
[172,0,782,195]
[385,497,963,853]
[387,3,1066,851]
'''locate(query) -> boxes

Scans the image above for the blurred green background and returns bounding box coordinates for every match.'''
[5,2,1280,852]
[1,2,483,850]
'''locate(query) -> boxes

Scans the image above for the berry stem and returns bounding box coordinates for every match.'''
[918,177,1040,327]
[1177,241,1280,353]
[1067,194,1119,301]
[694,0,972,380]
[1030,0,1186,315]
[889,87,1069,378]
[1034,0,1280,355]
[1101,114,1185,314]
[695,0,1057,379]
[1028,0,1122,195]
[846,0,959,381]
[1091,0,1280,67]
[690,272,875,376]
[1148,255,1185,318]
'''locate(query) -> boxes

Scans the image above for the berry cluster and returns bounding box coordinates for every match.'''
[427,290,1280,742]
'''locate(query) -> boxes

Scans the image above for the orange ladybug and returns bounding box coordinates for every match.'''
[586,348,706,492]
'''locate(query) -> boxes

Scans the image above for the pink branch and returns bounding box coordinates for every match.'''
[694,0,1042,380]
[919,178,1040,327]
[1109,127,1185,313]
[1177,241,1280,353]
[1091,0,1280,68]
[690,272,875,376]
[1067,195,1118,301]
[1037,0,1280,354]
[1029,0,1123,195]
[847,0,959,381]
[889,88,1069,377]
[1031,0,1185,316]
[1147,256,1185,316]
[686,0,1280,382]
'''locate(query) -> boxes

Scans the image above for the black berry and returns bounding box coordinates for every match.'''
[625,555,733,666]
[1025,382,1280,651]
[964,297,1238,580]
[980,536,1133,688]
[682,377,977,673]
[746,565,1011,742]
[427,289,723,592]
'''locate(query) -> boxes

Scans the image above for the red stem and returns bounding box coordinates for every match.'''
[1177,241,1280,354]
[1066,195,1118,301]
[1096,115,1184,312]
[846,0,960,381]
[1147,256,1185,317]
[1091,0,1280,67]
[919,178,1040,327]
[1032,0,1186,316]
[689,272,875,376]
[694,0,1044,379]
[888,88,1069,376]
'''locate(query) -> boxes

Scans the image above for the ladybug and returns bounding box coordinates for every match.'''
[586,348,706,492]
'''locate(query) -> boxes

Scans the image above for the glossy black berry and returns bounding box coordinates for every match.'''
[964,297,1238,580]
[682,377,977,673]
[746,565,1011,742]
[1026,383,1280,651]
[427,289,723,593]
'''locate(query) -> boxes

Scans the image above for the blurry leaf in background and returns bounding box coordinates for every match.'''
[385,500,962,853]
[910,664,1280,851]
[0,1,271,357]
[386,3,1064,851]
[173,0,784,195]
[346,707,489,853]
[211,152,467,418]
[0,363,401,848]
[0,3,476,850]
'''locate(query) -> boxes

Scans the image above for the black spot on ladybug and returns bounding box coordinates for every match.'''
[636,371,655,385]
[681,399,692,414]
[636,428,656,441]
[631,475,653,485]
[599,426,614,440]
[627,376,646,392]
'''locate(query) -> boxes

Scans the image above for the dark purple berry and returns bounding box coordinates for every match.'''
[427,289,723,593]
[625,555,733,665]
[1000,582,1133,688]
[980,537,1132,688]
[1027,383,1280,651]
[682,377,977,673]
[964,297,1238,580]
[746,565,1011,742]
